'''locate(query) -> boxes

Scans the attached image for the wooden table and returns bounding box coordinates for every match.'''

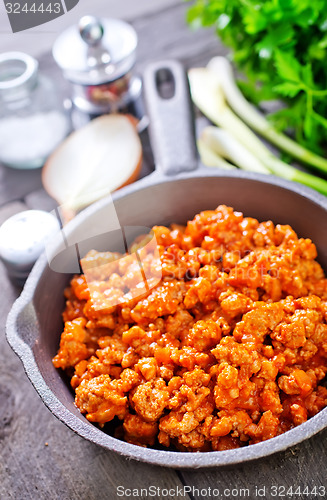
[1,2,327,499]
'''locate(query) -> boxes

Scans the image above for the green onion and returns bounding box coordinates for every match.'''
[197,138,236,170]
[201,127,269,174]
[188,67,327,196]
[207,57,327,176]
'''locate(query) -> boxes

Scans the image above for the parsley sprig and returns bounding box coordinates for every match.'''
[187,0,327,154]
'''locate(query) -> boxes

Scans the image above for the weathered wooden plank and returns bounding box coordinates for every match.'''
[0,214,185,498]
[0,1,219,209]
[0,7,192,497]
[180,432,327,499]
[1,1,326,498]
[0,267,188,500]
[0,166,42,208]
[133,2,226,70]
[24,189,58,213]
[0,0,181,57]
[36,2,223,83]
[0,201,27,225]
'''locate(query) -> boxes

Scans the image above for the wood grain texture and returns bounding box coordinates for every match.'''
[133,2,226,70]
[181,432,327,499]
[0,201,27,225]
[0,167,42,208]
[0,1,220,207]
[25,189,59,213]
[0,1,326,499]
[0,0,181,56]
[0,4,198,499]
[0,217,188,499]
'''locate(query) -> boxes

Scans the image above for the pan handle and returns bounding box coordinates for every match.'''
[143,60,199,176]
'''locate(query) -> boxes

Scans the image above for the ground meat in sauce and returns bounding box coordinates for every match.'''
[53,205,327,451]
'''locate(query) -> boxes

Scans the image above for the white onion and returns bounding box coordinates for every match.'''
[42,114,142,217]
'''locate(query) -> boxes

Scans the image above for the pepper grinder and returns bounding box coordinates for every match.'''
[53,15,146,130]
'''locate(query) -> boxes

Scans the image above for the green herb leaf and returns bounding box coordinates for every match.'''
[304,111,314,139]
[274,51,302,83]
[187,0,327,152]
[302,64,314,87]
[273,82,302,97]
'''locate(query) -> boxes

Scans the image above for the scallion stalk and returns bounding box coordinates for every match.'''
[188,68,327,196]
[207,57,327,176]
[197,138,236,170]
[201,127,270,174]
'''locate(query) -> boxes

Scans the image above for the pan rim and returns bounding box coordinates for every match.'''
[6,169,327,468]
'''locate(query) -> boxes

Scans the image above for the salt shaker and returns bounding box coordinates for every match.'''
[0,52,70,169]
[52,16,145,129]
[0,210,60,285]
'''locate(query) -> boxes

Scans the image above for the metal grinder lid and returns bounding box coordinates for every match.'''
[53,16,138,85]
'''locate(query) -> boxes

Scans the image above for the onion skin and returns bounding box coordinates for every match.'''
[42,114,143,222]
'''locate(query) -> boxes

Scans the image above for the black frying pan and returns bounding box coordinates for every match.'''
[6,60,327,468]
